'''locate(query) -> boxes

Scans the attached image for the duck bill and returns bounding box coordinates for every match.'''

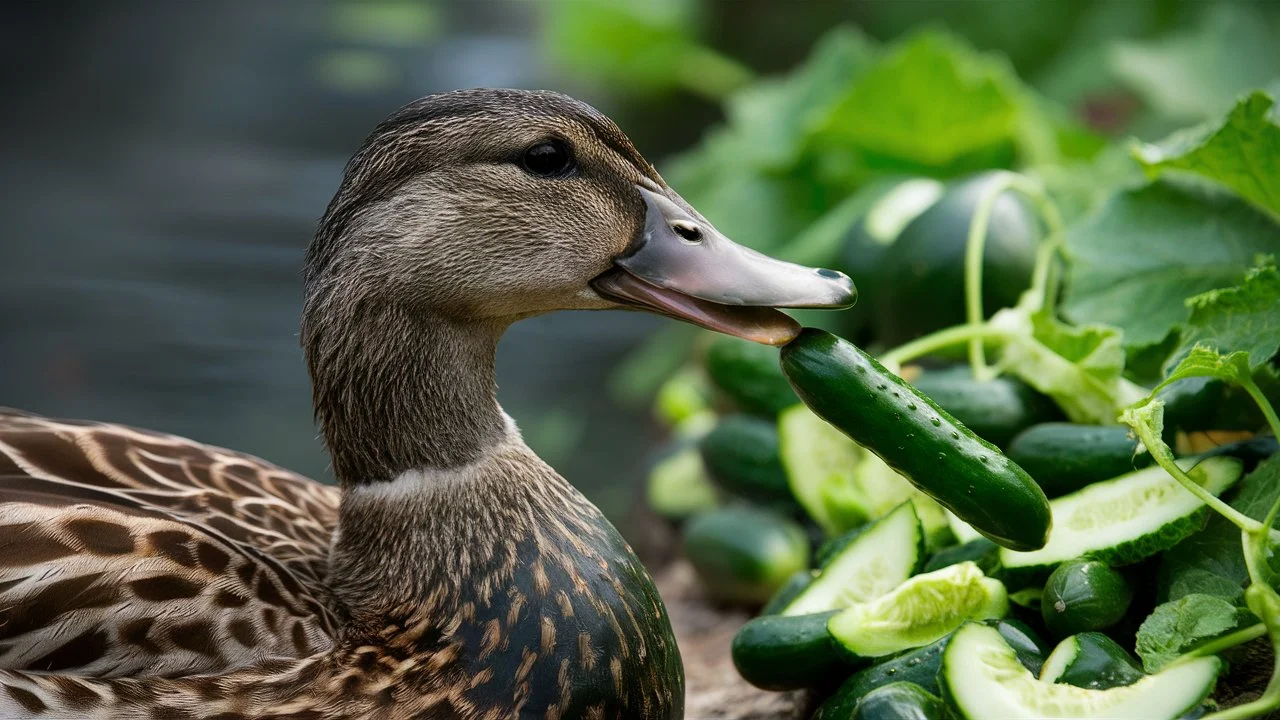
[591,186,857,346]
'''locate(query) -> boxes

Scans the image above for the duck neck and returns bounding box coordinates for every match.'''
[308,302,509,484]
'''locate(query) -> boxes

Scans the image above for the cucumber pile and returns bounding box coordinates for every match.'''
[638,153,1280,716]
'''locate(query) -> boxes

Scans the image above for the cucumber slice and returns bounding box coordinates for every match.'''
[944,623,1219,719]
[828,561,1007,657]
[853,453,954,549]
[783,502,924,616]
[1000,456,1243,575]
[1041,632,1146,690]
[778,404,869,535]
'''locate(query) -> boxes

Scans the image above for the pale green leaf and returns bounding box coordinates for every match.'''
[1136,92,1280,221]
[814,30,1024,169]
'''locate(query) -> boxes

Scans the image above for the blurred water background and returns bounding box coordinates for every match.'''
[2,0,1275,538]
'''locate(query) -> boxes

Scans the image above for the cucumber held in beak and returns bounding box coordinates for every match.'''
[592,186,856,345]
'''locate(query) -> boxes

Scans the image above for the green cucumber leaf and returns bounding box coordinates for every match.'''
[812,29,1025,174]
[1155,347,1254,394]
[1108,4,1280,122]
[1135,92,1280,221]
[538,0,749,98]
[1159,456,1280,605]
[725,27,877,171]
[1063,182,1280,348]
[1169,259,1280,371]
[1136,593,1242,672]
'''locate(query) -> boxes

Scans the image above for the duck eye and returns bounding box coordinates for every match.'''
[521,141,574,178]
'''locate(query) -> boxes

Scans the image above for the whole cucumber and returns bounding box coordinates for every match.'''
[779,329,1050,551]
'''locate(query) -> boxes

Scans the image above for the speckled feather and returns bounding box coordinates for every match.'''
[0,89,685,718]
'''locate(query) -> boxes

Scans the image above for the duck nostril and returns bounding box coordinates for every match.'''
[816,268,843,279]
[671,221,703,243]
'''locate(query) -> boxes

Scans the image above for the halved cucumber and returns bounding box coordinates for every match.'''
[1000,456,1244,576]
[852,452,954,549]
[783,502,925,616]
[943,623,1219,719]
[778,404,868,535]
[1041,632,1146,690]
[828,561,1007,658]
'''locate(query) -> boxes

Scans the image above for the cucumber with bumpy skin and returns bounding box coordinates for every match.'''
[999,456,1244,577]
[943,623,1219,720]
[828,561,1007,658]
[911,367,1061,448]
[782,502,924,616]
[779,329,1051,551]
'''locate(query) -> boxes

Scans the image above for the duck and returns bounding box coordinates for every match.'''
[0,88,854,719]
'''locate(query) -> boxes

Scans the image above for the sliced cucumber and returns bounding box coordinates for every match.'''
[778,404,868,535]
[1000,457,1244,576]
[1041,632,1146,690]
[783,502,924,616]
[828,561,1007,658]
[946,510,983,544]
[852,452,954,549]
[943,623,1219,719]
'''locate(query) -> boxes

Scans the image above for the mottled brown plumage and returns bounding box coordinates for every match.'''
[0,88,853,718]
[0,89,689,719]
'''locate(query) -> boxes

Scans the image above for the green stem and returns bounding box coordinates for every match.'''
[1209,583,1280,720]
[1128,417,1262,534]
[961,173,1065,377]
[1189,623,1267,658]
[880,324,1012,374]
[1239,373,1280,443]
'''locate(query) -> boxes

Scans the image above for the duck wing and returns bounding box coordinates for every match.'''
[0,409,339,677]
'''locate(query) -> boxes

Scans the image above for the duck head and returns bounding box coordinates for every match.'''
[306,89,854,347]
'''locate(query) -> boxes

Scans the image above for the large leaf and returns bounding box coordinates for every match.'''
[1172,260,1280,370]
[725,27,878,170]
[1063,182,1280,348]
[1109,4,1280,122]
[538,0,748,98]
[813,30,1026,171]
[1136,92,1280,221]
